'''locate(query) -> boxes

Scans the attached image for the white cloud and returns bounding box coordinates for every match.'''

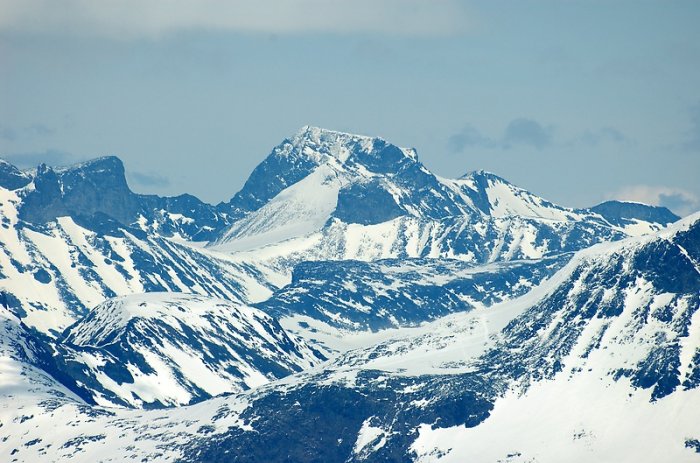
[0,0,474,39]
[606,185,700,217]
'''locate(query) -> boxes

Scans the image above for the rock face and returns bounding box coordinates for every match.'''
[21,157,139,224]
[334,180,406,225]
[15,156,231,241]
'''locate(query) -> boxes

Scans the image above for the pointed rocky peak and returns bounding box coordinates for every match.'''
[460,169,510,183]
[35,162,52,176]
[454,170,513,214]
[457,170,522,196]
[226,126,420,214]
[33,163,62,193]
[0,158,32,190]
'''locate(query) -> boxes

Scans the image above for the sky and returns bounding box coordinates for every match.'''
[1,0,699,215]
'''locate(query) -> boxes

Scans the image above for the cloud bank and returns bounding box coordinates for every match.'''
[502,118,553,150]
[0,0,473,39]
[0,123,53,142]
[448,117,555,152]
[448,119,630,154]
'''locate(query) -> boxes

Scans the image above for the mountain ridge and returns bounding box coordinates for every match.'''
[0,128,697,462]
[1,126,684,336]
[2,127,683,243]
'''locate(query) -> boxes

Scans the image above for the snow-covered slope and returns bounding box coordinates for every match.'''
[0,304,255,461]
[336,213,700,381]
[212,127,676,268]
[2,214,697,463]
[218,163,344,252]
[0,186,276,335]
[39,293,325,408]
[409,214,700,462]
[444,169,582,220]
[178,215,700,462]
[590,199,681,235]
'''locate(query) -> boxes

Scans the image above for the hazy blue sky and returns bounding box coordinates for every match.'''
[1,1,699,214]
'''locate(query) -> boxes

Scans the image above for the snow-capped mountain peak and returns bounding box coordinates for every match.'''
[448,169,583,220]
[212,127,681,262]
[222,126,421,216]
[290,125,419,166]
[291,125,380,161]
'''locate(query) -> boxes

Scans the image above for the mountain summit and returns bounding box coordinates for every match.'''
[213,127,679,259]
[223,126,420,217]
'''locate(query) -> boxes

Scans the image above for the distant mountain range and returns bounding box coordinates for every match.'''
[0,127,696,463]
